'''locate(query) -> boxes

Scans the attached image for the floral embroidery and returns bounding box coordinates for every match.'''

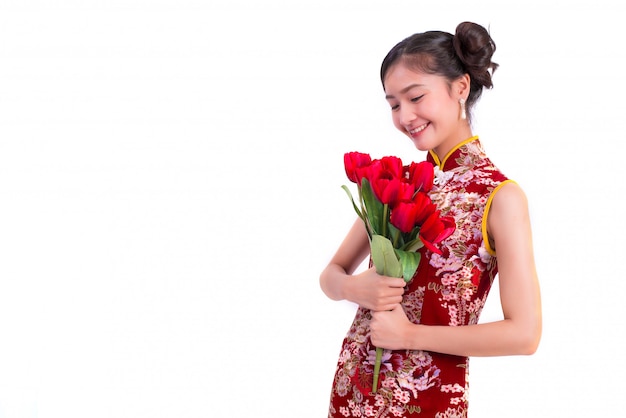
[328,138,508,417]
[433,165,454,186]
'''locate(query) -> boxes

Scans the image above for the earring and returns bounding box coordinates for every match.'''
[459,98,467,120]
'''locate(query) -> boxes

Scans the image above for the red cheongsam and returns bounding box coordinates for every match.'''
[328,136,514,418]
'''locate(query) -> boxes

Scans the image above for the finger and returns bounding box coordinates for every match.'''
[391,303,409,320]
[379,295,403,307]
[388,278,407,288]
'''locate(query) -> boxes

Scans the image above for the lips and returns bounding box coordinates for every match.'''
[408,122,429,136]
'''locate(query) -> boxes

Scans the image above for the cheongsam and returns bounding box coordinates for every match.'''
[328,136,514,417]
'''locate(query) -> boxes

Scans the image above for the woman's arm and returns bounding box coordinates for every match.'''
[319,218,407,312]
[370,182,542,356]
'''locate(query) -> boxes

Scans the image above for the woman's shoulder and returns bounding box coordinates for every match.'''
[489,181,529,223]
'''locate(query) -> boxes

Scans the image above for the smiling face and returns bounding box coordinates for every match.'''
[383,61,472,159]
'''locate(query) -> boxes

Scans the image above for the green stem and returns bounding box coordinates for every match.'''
[372,347,383,393]
[382,204,389,237]
[369,218,397,393]
[358,187,372,238]
[392,228,401,248]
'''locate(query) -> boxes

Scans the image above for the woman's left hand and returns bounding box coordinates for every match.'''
[370,303,412,350]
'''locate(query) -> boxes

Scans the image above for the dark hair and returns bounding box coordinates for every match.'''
[380,22,498,121]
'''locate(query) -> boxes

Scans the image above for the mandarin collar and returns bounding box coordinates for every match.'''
[427,136,480,171]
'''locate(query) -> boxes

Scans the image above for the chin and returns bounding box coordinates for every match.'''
[405,132,432,153]
[411,139,431,152]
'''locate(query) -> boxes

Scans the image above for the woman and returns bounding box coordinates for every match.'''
[320,22,542,417]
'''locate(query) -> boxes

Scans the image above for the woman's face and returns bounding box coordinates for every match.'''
[383,62,470,159]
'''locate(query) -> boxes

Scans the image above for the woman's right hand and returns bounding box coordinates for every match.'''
[319,219,407,311]
[346,267,406,311]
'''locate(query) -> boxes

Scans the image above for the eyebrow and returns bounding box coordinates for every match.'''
[385,83,425,100]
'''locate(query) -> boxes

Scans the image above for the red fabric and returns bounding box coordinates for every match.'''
[328,138,509,417]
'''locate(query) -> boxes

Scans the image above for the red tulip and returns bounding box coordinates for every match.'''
[375,179,417,207]
[411,192,436,225]
[365,156,411,206]
[379,156,403,179]
[389,192,436,233]
[396,181,415,205]
[390,202,420,233]
[406,161,434,193]
[419,211,456,254]
[370,177,399,206]
[344,152,372,184]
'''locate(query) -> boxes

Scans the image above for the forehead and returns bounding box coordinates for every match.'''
[383,63,446,96]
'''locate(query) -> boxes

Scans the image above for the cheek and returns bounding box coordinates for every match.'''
[392,113,405,133]
[434,97,458,120]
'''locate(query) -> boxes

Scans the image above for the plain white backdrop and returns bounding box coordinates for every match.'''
[0,1,624,417]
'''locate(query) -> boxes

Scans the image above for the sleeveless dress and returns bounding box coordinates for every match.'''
[328,136,514,417]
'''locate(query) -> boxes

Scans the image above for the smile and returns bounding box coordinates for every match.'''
[408,123,429,135]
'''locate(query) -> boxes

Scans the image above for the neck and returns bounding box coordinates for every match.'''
[431,125,473,160]
[429,135,478,169]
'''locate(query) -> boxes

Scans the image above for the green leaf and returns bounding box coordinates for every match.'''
[360,179,384,236]
[370,234,402,278]
[402,237,425,253]
[341,185,365,221]
[387,222,404,248]
[406,225,421,243]
[395,249,422,282]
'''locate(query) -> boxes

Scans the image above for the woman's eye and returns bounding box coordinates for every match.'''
[411,95,424,103]
[390,104,399,111]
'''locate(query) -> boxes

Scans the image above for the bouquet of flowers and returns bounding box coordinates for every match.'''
[342,151,456,393]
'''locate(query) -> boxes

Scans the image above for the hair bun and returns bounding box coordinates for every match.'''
[452,22,498,89]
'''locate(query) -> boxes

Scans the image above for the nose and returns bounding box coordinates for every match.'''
[398,105,416,126]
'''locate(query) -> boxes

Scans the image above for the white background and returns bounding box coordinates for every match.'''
[0,1,624,417]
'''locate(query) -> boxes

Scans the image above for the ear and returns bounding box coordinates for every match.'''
[453,73,471,100]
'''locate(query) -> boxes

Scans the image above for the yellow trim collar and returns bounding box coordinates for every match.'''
[429,135,479,169]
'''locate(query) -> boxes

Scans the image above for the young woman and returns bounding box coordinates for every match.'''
[320,22,542,417]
